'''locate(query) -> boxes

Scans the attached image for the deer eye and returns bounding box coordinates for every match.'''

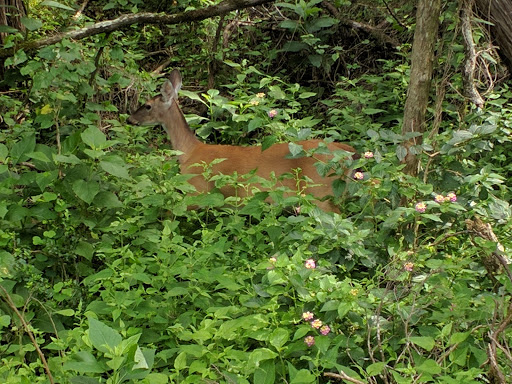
[145,104,152,111]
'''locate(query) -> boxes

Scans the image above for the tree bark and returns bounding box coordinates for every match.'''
[0,0,275,59]
[475,0,512,74]
[400,0,441,176]
[0,0,26,44]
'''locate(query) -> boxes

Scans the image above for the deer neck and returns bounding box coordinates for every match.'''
[163,101,200,163]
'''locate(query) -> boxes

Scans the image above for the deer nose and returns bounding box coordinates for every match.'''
[127,116,139,125]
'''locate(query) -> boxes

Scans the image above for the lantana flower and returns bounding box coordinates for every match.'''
[415,202,426,213]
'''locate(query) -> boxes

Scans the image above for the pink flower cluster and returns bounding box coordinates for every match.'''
[302,311,331,347]
[415,192,457,213]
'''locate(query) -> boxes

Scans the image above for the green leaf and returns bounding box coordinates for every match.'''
[100,157,130,179]
[254,359,275,384]
[55,309,75,316]
[179,90,205,104]
[93,191,123,208]
[174,352,188,370]
[63,351,105,373]
[54,154,82,164]
[41,0,75,10]
[320,300,339,312]
[288,142,305,158]
[363,108,386,115]
[75,241,94,260]
[449,332,470,345]
[73,180,100,204]
[20,17,42,31]
[289,369,316,383]
[0,315,11,328]
[11,134,36,164]
[88,318,122,353]
[261,136,277,151]
[367,362,386,376]
[0,25,19,33]
[416,359,441,374]
[81,127,107,150]
[0,144,8,162]
[248,348,278,370]
[269,328,289,350]
[409,336,435,351]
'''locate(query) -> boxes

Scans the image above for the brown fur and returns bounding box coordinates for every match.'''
[128,70,356,212]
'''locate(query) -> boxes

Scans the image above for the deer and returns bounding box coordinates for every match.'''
[127,69,357,213]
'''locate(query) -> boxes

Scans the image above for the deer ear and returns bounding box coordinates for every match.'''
[161,79,177,104]
[161,69,182,104]
[168,69,183,93]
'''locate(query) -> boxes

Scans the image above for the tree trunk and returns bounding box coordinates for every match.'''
[400,0,441,176]
[475,0,512,74]
[0,0,26,43]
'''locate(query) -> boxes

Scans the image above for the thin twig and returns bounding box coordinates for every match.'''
[324,371,366,384]
[73,0,90,20]
[0,285,55,384]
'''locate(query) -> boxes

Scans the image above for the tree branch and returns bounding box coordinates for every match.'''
[0,0,275,59]
[324,371,366,384]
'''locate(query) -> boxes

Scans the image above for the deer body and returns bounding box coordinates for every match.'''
[128,70,356,212]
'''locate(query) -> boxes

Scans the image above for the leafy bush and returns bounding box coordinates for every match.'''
[1,2,512,383]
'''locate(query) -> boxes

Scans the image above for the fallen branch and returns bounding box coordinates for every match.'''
[0,0,275,59]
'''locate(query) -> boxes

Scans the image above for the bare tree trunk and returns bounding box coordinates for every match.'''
[0,0,26,43]
[475,0,512,74]
[401,0,441,176]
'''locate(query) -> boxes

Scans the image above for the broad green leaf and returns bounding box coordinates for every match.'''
[416,358,441,374]
[100,157,130,179]
[269,328,289,350]
[11,134,36,164]
[63,351,105,373]
[93,191,123,208]
[254,359,275,384]
[20,17,42,31]
[73,180,100,204]
[75,241,94,260]
[174,352,188,370]
[449,331,470,345]
[81,127,107,149]
[0,25,18,33]
[289,369,316,383]
[279,19,299,30]
[88,318,122,353]
[366,361,386,376]
[288,142,305,158]
[261,136,277,151]
[0,314,11,328]
[41,0,75,10]
[248,348,278,370]
[179,90,205,104]
[409,336,435,351]
[320,300,339,312]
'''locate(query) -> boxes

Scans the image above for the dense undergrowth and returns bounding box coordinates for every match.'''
[1,0,512,383]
